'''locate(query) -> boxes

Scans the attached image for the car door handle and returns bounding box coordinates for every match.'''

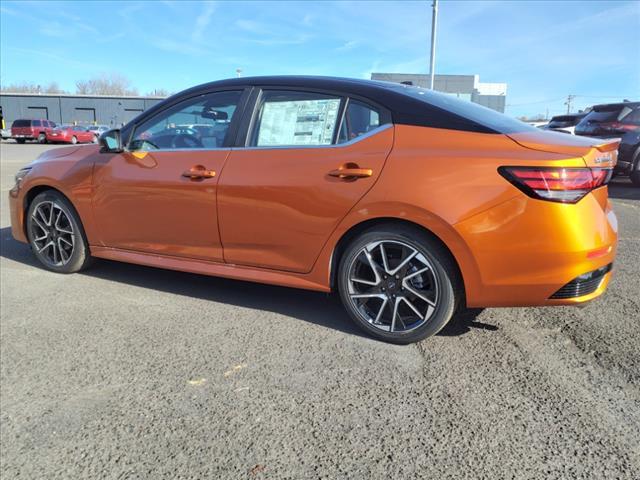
[328,166,373,179]
[182,166,216,179]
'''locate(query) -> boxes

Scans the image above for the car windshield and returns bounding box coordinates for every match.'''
[385,83,537,134]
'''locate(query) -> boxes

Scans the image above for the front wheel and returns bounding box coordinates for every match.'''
[338,225,461,344]
[26,191,92,273]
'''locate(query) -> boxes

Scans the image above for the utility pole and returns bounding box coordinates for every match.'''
[236,68,243,78]
[428,0,438,90]
[565,94,575,114]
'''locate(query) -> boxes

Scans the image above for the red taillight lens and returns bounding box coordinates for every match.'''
[600,121,640,132]
[498,167,612,203]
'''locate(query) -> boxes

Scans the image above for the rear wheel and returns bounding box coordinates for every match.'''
[26,191,92,273]
[16,139,26,144]
[630,150,640,187]
[71,136,78,144]
[37,133,46,144]
[338,225,460,344]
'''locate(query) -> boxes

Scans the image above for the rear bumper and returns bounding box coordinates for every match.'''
[455,191,617,307]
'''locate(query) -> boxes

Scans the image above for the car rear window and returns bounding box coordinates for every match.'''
[12,119,31,127]
[581,109,621,123]
[623,108,640,125]
[548,120,571,128]
[387,84,536,134]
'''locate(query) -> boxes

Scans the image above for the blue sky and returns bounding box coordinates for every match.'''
[1,0,639,117]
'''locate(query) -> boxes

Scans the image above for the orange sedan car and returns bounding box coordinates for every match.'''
[9,77,619,344]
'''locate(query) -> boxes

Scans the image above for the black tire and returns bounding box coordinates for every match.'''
[630,151,640,187]
[37,133,46,144]
[26,190,93,273]
[71,136,78,144]
[16,138,26,144]
[337,224,462,344]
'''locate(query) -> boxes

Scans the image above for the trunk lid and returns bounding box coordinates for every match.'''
[507,129,619,168]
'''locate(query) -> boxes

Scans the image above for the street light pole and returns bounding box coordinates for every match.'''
[429,0,438,90]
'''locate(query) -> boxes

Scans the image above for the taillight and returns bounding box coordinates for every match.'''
[498,166,612,204]
[600,121,640,132]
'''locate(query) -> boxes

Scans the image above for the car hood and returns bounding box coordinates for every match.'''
[32,145,99,164]
[507,129,620,157]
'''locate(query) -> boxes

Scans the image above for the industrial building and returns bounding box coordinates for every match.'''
[371,73,507,113]
[0,93,165,127]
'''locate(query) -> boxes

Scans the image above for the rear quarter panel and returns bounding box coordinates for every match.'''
[308,125,592,303]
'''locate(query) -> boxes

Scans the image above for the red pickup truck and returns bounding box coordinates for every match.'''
[11,119,57,143]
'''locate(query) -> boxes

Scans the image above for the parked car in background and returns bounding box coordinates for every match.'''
[11,119,56,143]
[526,121,548,129]
[46,125,98,144]
[8,76,619,344]
[575,102,640,186]
[87,125,110,139]
[544,112,587,135]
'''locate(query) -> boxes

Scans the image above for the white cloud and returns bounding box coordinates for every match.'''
[192,1,216,42]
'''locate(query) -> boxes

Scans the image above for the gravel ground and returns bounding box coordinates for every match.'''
[1,142,639,479]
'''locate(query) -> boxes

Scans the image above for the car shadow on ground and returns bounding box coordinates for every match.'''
[608,179,640,201]
[0,227,489,340]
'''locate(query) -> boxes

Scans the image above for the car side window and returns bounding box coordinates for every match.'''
[129,90,243,151]
[337,99,381,144]
[251,90,341,147]
[33,120,41,127]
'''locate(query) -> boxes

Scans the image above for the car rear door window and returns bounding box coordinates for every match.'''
[337,99,381,144]
[251,90,342,147]
[32,120,41,127]
[130,90,242,151]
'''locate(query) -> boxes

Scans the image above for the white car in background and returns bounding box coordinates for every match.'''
[543,113,588,135]
[87,125,110,139]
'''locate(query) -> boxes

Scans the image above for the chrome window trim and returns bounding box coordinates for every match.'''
[127,146,233,153]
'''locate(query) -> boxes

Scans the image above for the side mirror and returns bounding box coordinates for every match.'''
[99,129,123,153]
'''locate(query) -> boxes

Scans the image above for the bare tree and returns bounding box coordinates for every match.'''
[146,88,171,97]
[43,82,66,94]
[1,81,67,94]
[75,73,139,96]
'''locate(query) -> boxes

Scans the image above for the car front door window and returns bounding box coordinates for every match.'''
[129,91,242,152]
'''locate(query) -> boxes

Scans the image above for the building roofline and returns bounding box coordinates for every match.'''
[0,92,167,100]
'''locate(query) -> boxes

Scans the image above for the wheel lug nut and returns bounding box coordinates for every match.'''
[395,275,399,279]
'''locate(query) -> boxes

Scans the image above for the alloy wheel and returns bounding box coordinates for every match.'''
[29,201,75,267]
[346,240,439,333]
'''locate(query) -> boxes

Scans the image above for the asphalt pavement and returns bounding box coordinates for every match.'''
[1,141,639,479]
